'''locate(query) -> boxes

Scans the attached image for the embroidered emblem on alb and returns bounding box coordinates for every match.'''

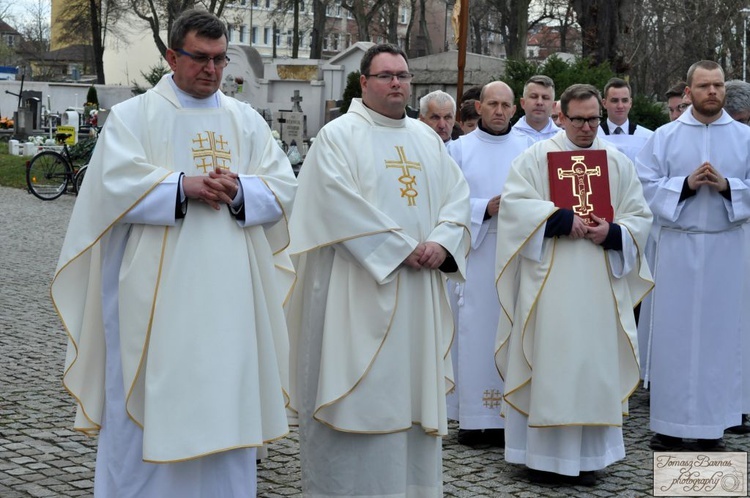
[483,389,502,409]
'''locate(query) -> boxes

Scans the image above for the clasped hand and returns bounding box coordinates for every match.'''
[182,167,240,210]
[687,162,728,192]
[570,213,609,245]
[403,241,447,270]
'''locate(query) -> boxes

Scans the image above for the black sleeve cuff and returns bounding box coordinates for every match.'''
[544,209,574,237]
[175,172,187,219]
[439,254,458,273]
[721,183,732,201]
[679,177,697,202]
[483,208,491,221]
[230,203,246,221]
[600,222,623,251]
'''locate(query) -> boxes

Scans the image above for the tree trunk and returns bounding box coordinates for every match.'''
[89,0,105,83]
[292,0,299,58]
[571,0,631,72]
[503,0,530,60]
[388,3,398,44]
[309,0,326,58]
[418,0,432,53]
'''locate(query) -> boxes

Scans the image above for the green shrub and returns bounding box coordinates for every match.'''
[339,71,361,114]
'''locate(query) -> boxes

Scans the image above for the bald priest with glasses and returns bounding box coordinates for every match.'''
[494,83,653,487]
[51,9,297,497]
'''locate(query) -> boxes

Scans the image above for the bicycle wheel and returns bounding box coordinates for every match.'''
[26,151,71,200]
[73,164,88,194]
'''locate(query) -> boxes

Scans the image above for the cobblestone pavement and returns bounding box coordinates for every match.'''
[2,184,748,498]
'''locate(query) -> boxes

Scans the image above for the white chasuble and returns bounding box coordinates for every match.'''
[495,134,652,427]
[287,98,470,497]
[494,134,652,474]
[52,75,295,464]
[288,99,470,436]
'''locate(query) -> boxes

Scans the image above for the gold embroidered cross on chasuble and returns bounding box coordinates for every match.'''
[192,131,232,173]
[385,145,422,206]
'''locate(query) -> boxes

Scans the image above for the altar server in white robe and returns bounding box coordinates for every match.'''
[447,81,532,447]
[50,10,297,497]
[496,84,653,486]
[513,75,559,143]
[286,43,470,497]
[637,60,750,451]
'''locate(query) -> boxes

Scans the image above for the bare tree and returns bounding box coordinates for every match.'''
[17,0,49,59]
[56,0,126,83]
[130,0,229,58]
[570,0,632,71]
[340,0,390,41]
[621,0,746,98]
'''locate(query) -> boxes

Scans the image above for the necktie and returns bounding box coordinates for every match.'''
[614,126,624,135]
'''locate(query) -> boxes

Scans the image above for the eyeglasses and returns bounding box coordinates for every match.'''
[365,72,413,82]
[565,115,601,129]
[669,103,689,113]
[176,48,230,68]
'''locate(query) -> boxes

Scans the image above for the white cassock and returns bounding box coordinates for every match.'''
[495,133,652,476]
[598,123,654,377]
[446,126,531,429]
[51,75,297,497]
[286,98,470,497]
[637,108,750,438]
[513,116,560,143]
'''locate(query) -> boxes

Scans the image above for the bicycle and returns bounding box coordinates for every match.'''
[26,132,95,201]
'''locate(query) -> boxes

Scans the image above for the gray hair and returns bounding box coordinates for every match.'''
[724,80,750,115]
[419,90,456,117]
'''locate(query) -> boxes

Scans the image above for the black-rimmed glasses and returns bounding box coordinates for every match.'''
[566,115,601,129]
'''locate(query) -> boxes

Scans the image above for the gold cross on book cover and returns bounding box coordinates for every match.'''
[547,150,614,226]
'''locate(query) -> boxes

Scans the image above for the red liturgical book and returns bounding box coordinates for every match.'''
[547,150,614,227]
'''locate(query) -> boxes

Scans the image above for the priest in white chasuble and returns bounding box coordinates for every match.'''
[495,84,653,486]
[287,44,470,497]
[637,60,750,452]
[50,10,296,497]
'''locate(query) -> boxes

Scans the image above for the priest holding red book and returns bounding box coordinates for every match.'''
[494,83,653,486]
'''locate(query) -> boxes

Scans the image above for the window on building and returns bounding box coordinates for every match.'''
[239,25,247,43]
[227,24,234,42]
[400,6,408,24]
[286,30,293,47]
[276,28,281,46]
[252,26,258,44]
[5,35,14,47]
[331,33,338,51]
[265,0,272,8]
[264,27,272,45]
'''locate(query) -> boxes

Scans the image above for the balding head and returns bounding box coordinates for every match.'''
[476,81,516,134]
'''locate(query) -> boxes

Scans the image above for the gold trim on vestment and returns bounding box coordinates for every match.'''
[312,273,400,423]
[54,171,174,432]
[290,228,404,256]
[259,177,291,256]
[125,226,170,430]
[141,436,289,464]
